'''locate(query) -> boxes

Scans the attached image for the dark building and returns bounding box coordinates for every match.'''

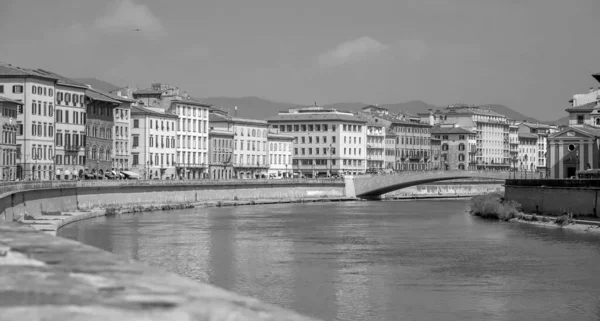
[84,89,120,177]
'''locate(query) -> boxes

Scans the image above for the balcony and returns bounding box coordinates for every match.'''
[64,145,82,152]
[175,162,208,168]
[233,162,269,169]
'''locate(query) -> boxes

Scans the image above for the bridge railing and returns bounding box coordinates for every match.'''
[0,178,344,196]
[355,170,513,178]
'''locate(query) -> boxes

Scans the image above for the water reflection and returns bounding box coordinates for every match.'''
[59,200,600,321]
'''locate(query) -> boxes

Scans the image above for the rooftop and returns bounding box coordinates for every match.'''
[436,105,506,118]
[566,100,597,112]
[518,133,538,139]
[267,132,295,140]
[0,64,86,89]
[267,112,367,123]
[130,105,178,118]
[133,88,167,95]
[74,78,122,94]
[209,128,234,136]
[519,122,556,129]
[85,89,120,104]
[431,125,475,135]
[211,112,268,125]
[171,98,212,108]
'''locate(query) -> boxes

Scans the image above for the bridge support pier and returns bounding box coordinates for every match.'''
[361,195,383,201]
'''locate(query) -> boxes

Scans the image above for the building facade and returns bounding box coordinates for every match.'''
[518,133,538,172]
[211,110,270,179]
[384,130,397,171]
[432,124,477,170]
[267,133,294,178]
[52,75,87,180]
[508,120,519,172]
[518,122,557,177]
[267,106,367,177]
[168,99,211,179]
[208,128,234,180]
[431,105,510,170]
[0,97,19,180]
[130,105,178,179]
[112,97,134,172]
[85,89,120,178]
[0,64,57,180]
[365,121,385,172]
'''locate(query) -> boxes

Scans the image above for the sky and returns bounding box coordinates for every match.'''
[1,0,599,120]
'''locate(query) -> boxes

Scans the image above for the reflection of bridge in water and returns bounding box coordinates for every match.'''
[345,170,511,199]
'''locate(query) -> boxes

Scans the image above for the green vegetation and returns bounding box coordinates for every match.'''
[469,192,523,221]
[555,213,574,226]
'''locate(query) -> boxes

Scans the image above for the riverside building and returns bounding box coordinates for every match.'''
[130,105,178,179]
[0,64,58,180]
[208,128,234,179]
[267,132,294,178]
[210,109,270,179]
[359,105,433,171]
[85,88,120,178]
[431,105,510,170]
[547,72,600,178]
[0,97,19,180]
[168,99,211,179]
[267,105,367,177]
[431,124,477,170]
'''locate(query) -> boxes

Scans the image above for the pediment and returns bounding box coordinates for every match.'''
[549,127,595,139]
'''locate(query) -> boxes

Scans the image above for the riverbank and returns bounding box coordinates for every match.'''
[510,213,600,234]
[20,196,359,236]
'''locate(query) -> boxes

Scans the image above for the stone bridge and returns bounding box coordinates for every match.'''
[345,170,511,199]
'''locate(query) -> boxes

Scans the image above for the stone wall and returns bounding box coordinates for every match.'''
[505,185,599,217]
[387,183,504,197]
[0,180,346,221]
[504,179,600,217]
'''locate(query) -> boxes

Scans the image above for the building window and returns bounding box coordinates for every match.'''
[577,115,584,124]
[133,119,139,128]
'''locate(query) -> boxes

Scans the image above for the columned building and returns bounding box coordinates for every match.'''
[168,99,211,179]
[0,97,19,180]
[208,128,234,180]
[130,105,178,179]
[267,106,367,177]
[0,64,57,180]
[211,110,270,179]
[267,133,294,178]
[85,89,119,178]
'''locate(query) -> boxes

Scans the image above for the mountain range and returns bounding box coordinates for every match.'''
[201,96,568,125]
[72,77,568,125]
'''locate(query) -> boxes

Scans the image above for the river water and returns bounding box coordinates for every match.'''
[59,200,600,321]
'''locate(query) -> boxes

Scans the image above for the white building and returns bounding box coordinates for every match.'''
[267,132,294,178]
[267,106,367,177]
[130,105,178,179]
[365,120,385,171]
[0,64,58,180]
[168,99,211,179]
[518,133,537,172]
[210,110,270,179]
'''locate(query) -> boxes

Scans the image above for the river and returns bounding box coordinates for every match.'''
[59,200,600,321]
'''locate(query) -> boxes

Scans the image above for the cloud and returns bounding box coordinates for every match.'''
[318,36,389,67]
[94,0,166,39]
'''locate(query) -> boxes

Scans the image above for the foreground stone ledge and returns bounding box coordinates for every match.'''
[0,222,321,321]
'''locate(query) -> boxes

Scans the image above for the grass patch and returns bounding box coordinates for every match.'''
[469,192,523,221]
[555,213,574,226]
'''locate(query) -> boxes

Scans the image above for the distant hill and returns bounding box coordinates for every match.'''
[73,78,121,93]
[480,104,540,123]
[542,116,569,126]
[200,96,298,120]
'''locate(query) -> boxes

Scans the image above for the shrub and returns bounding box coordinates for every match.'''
[469,193,523,221]
[531,214,538,222]
[105,207,118,216]
[233,196,239,201]
[555,214,574,226]
[541,216,551,223]
[216,201,223,207]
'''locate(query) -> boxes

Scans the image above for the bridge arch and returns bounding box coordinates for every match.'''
[346,170,510,199]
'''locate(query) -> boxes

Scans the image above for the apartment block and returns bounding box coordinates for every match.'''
[267,106,367,177]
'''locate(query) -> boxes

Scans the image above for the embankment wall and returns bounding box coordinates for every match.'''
[504,179,600,217]
[0,180,346,221]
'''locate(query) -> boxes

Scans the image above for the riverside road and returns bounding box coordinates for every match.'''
[59,199,600,321]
